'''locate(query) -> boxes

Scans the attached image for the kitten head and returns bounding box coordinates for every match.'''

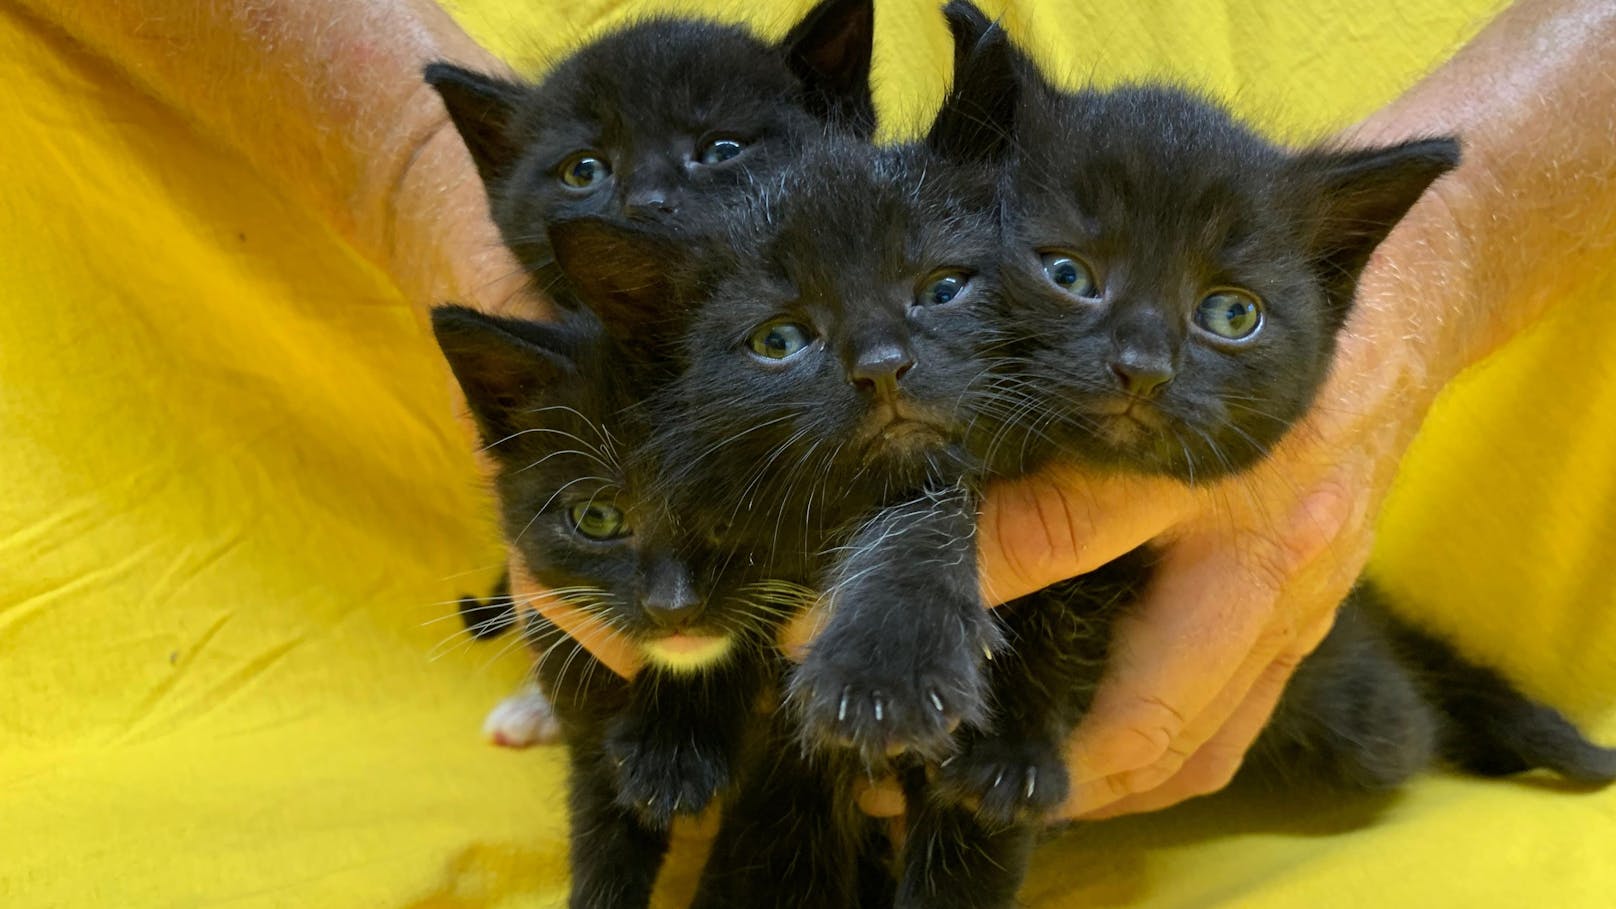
[425,0,875,279]
[430,305,808,671]
[995,81,1459,480]
[543,124,1009,562]
[532,19,1021,561]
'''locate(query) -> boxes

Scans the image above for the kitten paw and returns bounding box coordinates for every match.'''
[790,619,997,762]
[482,684,560,748]
[607,732,731,829]
[934,732,1070,827]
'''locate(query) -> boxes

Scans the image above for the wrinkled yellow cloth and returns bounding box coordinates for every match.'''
[2,0,1613,906]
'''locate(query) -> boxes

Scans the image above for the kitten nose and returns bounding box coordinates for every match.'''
[1110,359,1174,398]
[642,559,703,629]
[624,188,677,219]
[643,596,703,630]
[851,343,915,396]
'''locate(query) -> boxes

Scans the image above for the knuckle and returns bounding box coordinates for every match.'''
[989,478,1086,584]
[1123,743,1194,794]
[1181,749,1244,797]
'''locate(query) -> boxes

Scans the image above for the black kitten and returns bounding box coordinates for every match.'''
[552,127,1011,765]
[426,0,876,736]
[538,51,1020,902]
[897,11,1615,908]
[425,0,874,289]
[432,305,823,909]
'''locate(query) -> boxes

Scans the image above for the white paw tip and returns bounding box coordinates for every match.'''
[483,688,559,748]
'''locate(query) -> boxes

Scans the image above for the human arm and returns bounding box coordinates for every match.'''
[18,0,532,317]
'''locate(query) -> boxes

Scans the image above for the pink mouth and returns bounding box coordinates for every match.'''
[652,632,725,654]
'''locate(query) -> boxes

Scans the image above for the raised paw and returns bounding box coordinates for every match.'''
[607,731,731,829]
[790,621,993,763]
[934,732,1070,827]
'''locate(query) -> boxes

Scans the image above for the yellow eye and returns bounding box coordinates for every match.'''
[747,320,813,360]
[558,152,612,189]
[697,138,746,165]
[1195,289,1264,340]
[916,270,971,307]
[568,502,628,540]
[1040,253,1099,298]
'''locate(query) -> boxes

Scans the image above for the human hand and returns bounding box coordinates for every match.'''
[814,153,1466,822]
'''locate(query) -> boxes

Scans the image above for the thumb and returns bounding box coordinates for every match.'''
[976,465,1191,604]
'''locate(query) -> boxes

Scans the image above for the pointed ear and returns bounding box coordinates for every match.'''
[927,3,1020,164]
[778,0,876,131]
[1291,136,1461,312]
[548,217,694,347]
[430,304,576,449]
[423,63,528,186]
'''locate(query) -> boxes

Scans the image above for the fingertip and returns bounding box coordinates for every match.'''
[779,606,827,662]
[855,778,907,818]
[1067,716,1175,782]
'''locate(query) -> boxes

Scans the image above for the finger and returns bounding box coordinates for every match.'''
[1063,492,1368,818]
[854,777,907,818]
[509,555,642,678]
[779,602,829,663]
[1065,482,1351,783]
[1074,643,1305,820]
[1104,603,1335,797]
[976,466,1192,605]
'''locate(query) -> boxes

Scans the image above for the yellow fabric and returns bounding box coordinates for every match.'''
[2,0,1612,906]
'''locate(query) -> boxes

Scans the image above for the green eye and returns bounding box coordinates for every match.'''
[1195,289,1264,340]
[568,502,628,540]
[747,320,813,361]
[558,153,611,189]
[916,270,971,307]
[697,138,746,165]
[1040,253,1099,298]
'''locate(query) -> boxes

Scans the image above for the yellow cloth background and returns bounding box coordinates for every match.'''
[2,0,1612,906]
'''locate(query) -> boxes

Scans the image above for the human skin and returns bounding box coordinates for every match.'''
[34,0,1615,820]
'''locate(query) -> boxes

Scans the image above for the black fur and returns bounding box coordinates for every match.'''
[902,13,1613,909]
[527,55,1021,902]
[433,5,1613,906]
[424,0,875,293]
[433,305,805,908]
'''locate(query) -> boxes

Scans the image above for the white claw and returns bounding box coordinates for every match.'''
[983,645,994,661]
[993,768,1005,788]
[929,691,946,713]
[838,690,850,723]
[873,698,885,722]
[1025,768,1037,800]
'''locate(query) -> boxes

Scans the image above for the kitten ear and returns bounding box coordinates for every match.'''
[547,218,694,346]
[779,0,876,131]
[927,2,1020,163]
[1291,136,1462,313]
[430,304,577,448]
[423,63,528,186]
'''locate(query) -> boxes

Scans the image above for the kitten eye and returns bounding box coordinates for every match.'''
[746,320,814,361]
[1195,289,1264,340]
[1040,253,1100,298]
[568,502,629,540]
[697,138,747,165]
[915,270,972,307]
[558,153,612,189]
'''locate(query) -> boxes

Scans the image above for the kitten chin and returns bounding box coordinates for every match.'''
[640,631,737,672]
